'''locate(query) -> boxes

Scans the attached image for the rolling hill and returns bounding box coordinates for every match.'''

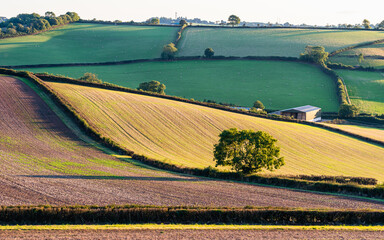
[25,60,340,111]
[0,23,178,66]
[178,27,384,57]
[46,81,384,181]
[336,70,384,114]
[4,75,378,208]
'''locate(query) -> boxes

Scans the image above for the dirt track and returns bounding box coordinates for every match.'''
[1,229,383,240]
[1,76,384,209]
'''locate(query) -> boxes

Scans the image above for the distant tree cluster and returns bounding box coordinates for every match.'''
[299,46,329,64]
[0,12,80,38]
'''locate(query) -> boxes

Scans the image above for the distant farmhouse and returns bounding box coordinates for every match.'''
[0,17,8,23]
[271,105,322,122]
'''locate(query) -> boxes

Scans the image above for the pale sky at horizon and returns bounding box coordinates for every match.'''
[2,0,383,26]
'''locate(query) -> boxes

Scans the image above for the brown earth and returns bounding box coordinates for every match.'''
[1,229,383,240]
[1,76,384,209]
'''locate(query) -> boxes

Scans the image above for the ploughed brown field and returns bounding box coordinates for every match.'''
[1,76,384,209]
[1,229,383,240]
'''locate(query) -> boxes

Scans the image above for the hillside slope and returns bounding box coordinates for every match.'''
[4,76,381,209]
[0,23,177,66]
[46,82,384,181]
[25,60,340,111]
[178,27,384,57]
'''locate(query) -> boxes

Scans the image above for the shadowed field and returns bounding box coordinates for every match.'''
[46,81,384,181]
[0,23,177,66]
[4,76,382,208]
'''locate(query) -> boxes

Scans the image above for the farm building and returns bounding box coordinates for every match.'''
[271,105,322,122]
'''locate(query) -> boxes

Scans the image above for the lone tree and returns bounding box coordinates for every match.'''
[137,80,166,95]
[362,19,371,29]
[78,72,102,83]
[338,104,358,118]
[228,15,240,27]
[253,100,265,109]
[161,43,178,60]
[204,48,214,58]
[299,46,329,64]
[213,128,284,174]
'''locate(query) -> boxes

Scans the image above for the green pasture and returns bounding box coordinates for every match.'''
[0,23,178,66]
[177,27,384,57]
[329,56,384,69]
[26,60,340,111]
[336,70,384,114]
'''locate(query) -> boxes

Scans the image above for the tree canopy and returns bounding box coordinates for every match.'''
[228,15,240,26]
[299,46,329,64]
[161,43,178,60]
[149,18,160,24]
[338,104,358,118]
[137,80,166,95]
[362,19,371,29]
[204,48,214,58]
[79,73,102,83]
[179,19,187,26]
[253,100,265,110]
[213,128,284,174]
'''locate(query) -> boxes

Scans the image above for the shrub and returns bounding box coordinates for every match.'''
[161,43,178,60]
[253,100,265,109]
[204,48,215,58]
[78,73,102,83]
[339,104,359,118]
[137,80,166,95]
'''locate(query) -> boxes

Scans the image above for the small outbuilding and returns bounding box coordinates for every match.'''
[271,105,322,122]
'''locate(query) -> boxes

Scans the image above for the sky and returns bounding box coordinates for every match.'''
[1,0,383,26]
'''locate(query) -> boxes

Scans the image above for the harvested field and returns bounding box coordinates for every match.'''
[0,23,178,66]
[178,27,384,57]
[46,82,384,181]
[1,229,384,240]
[25,60,340,111]
[3,76,383,208]
[320,123,384,142]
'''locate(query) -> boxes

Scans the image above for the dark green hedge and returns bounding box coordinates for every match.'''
[1,206,383,225]
[329,39,384,57]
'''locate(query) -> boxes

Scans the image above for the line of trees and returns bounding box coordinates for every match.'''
[0,12,80,38]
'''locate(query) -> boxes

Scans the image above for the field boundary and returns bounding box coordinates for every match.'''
[1,68,384,200]
[1,206,384,225]
[0,56,301,69]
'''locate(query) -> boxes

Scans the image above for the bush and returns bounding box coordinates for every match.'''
[78,73,102,83]
[137,80,166,95]
[161,43,178,60]
[204,48,214,58]
[339,104,358,118]
[253,100,265,109]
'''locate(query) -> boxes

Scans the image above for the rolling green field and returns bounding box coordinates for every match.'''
[329,43,384,69]
[0,23,178,66]
[26,60,339,111]
[336,70,384,114]
[178,27,384,57]
[47,81,384,181]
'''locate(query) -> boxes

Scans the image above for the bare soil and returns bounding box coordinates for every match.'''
[1,229,383,240]
[1,76,384,209]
